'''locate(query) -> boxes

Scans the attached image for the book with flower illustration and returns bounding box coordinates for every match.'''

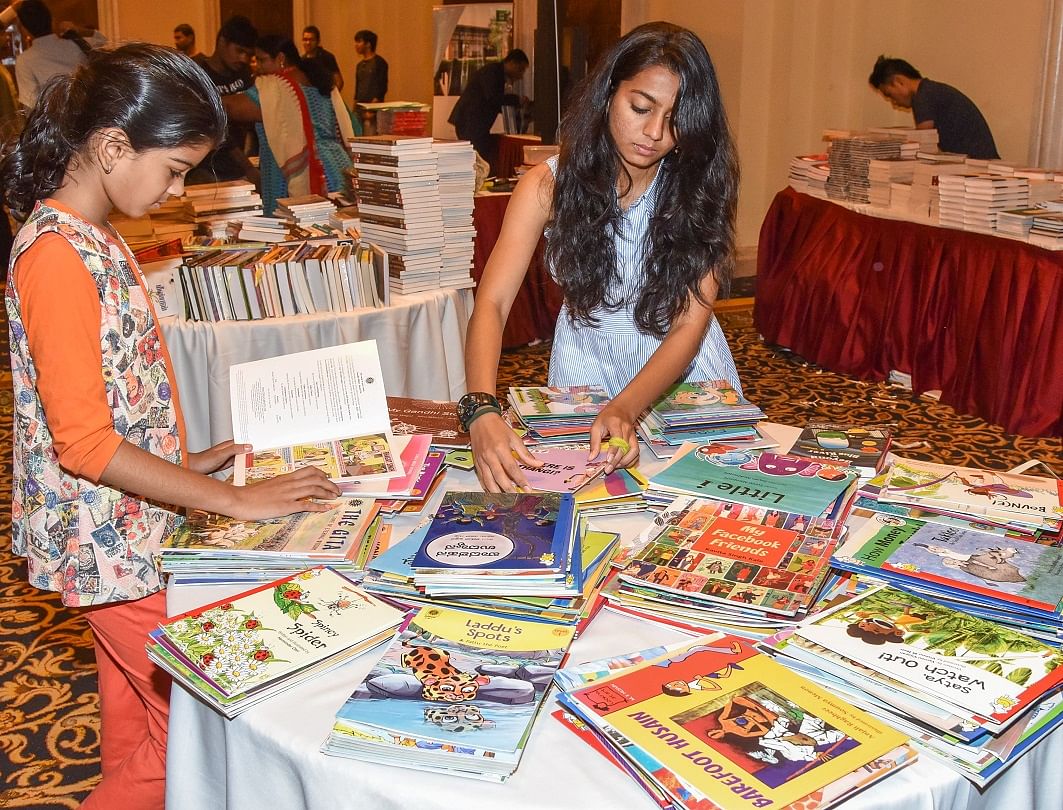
[159,498,380,579]
[557,633,912,809]
[322,603,576,780]
[146,567,405,717]
[230,341,404,485]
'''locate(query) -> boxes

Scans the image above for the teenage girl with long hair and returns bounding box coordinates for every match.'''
[463,22,741,492]
[0,44,339,807]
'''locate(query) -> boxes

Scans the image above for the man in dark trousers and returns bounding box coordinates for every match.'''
[868,55,999,160]
[449,49,529,171]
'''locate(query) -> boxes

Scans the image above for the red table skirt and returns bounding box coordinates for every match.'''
[754,188,1063,437]
[472,193,563,349]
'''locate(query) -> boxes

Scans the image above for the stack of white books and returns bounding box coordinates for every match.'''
[868,158,916,207]
[348,135,445,294]
[184,180,263,237]
[908,159,970,221]
[962,175,1030,233]
[432,139,477,290]
[788,153,829,195]
[275,194,336,226]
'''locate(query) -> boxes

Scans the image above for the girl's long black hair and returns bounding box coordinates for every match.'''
[0,43,226,218]
[546,21,739,338]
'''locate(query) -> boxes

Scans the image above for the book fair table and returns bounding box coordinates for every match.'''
[160,288,473,450]
[472,191,562,348]
[163,454,1063,810]
[754,187,1063,437]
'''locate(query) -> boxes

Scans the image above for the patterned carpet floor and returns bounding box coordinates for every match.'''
[1,298,1060,807]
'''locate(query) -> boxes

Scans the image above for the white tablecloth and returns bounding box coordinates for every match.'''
[164,462,1063,810]
[160,289,474,450]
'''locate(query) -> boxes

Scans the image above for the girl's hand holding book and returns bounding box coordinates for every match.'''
[188,440,253,475]
[231,466,340,520]
[588,403,639,474]
[469,411,540,493]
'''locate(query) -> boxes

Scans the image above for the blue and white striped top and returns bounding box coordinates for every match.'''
[545,156,741,397]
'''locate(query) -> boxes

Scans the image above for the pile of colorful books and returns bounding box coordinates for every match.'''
[147,568,404,717]
[787,422,892,480]
[323,604,575,780]
[637,380,767,459]
[506,384,611,442]
[554,633,916,808]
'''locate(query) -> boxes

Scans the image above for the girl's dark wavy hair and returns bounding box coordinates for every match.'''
[0,43,226,218]
[257,35,334,98]
[547,21,739,338]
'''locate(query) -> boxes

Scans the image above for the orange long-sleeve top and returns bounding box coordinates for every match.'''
[13,211,188,483]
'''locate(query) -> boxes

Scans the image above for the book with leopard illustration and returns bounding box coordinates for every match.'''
[329,604,576,768]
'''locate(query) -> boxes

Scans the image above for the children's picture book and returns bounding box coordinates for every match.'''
[386,395,469,447]
[791,586,1063,726]
[327,604,576,774]
[229,340,402,483]
[651,446,859,517]
[148,568,404,716]
[879,458,1063,529]
[788,422,891,476]
[508,385,611,417]
[650,379,751,416]
[412,491,575,573]
[518,443,609,493]
[336,434,436,498]
[617,495,838,616]
[834,513,1063,615]
[560,634,909,809]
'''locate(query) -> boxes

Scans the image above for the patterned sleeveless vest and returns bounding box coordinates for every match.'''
[6,202,185,606]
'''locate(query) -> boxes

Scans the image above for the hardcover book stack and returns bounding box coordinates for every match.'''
[554,633,915,809]
[147,568,405,717]
[159,498,382,582]
[431,139,477,290]
[908,157,969,221]
[867,158,916,207]
[1028,209,1063,249]
[762,585,1063,786]
[637,380,767,459]
[825,134,904,204]
[323,604,576,781]
[184,180,264,237]
[605,493,845,638]
[937,175,1033,234]
[348,135,445,294]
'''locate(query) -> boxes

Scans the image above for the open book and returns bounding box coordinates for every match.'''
[230,340,404,485]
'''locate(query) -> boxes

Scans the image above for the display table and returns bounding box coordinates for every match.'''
[754,188,1063,437]
[161,288,473,450]
[496,133,542,179]
[472,192,563,348]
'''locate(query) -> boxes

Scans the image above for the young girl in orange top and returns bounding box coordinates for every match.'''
[0,44,339,809]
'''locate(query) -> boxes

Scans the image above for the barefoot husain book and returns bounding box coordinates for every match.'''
[322,604,576,781]
[147,567,405,717]
[556,634,912,809]
[230,341,403,485]
[159,497,380,579]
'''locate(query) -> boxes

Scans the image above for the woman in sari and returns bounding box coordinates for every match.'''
[223,35,354,215]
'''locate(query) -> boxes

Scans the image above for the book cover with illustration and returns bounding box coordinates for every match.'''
[879,458,1063,528]
[234,431,402,485]
[336,434,435,498]
[386,395,469,447]
[649,380,762,421]
[332,605,576,754]
[651,446,859,518]
[412,492,575,573]
[789,423,891,475]
[151,568,404,703]
[508,385,611,418]
[518,443,609,494]
[162,498,379,560]
[617,496,837,616]
[834,513,1063,615]
[791,586,1063,724]
[561,634,907,809]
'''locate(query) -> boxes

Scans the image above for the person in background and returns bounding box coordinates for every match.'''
[188,14,257,184]
[353,29,387,134]
[462,23,741,492]
[13,0,106,108]
[302,24,343,93]
[868,55,999,160]
[173,23,198,59]
[223,35,354,215]
[448,49,528,171]
[0,43,339,808]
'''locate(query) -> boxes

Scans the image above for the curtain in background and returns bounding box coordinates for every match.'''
[1031,0,1063,167]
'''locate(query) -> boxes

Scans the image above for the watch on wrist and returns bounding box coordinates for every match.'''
[457,391,501,431]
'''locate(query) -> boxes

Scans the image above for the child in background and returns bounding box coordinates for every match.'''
[0,44,339,808]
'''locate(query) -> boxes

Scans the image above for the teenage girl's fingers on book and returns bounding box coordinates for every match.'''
[191,439,253,474]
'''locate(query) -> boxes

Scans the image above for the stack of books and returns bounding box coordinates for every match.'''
[936,173,979,230]
[786,422,892,480]
[869,125,940,150]
[605,493,844,637]
[1028,210,1063,249]
[995,207,1045,239]
[825,134,905,204]
[867,158,916,207]
[787,153,829,196]
[762,585,1063,786]
[275,194,335,226]
[147,567,405,717]
[323,604,576,781]
[184,180,263,236]
[507,384,610,442]
[159,498,381,582]
[348,135,445,294]
[432,139,477,290]
[555,633,915,808]
[963,176,1031,233]
[637,380,767,459]
[908,158,970,221]
[336,434,443,500]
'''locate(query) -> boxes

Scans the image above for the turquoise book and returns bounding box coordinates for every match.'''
[650,446,859,517]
